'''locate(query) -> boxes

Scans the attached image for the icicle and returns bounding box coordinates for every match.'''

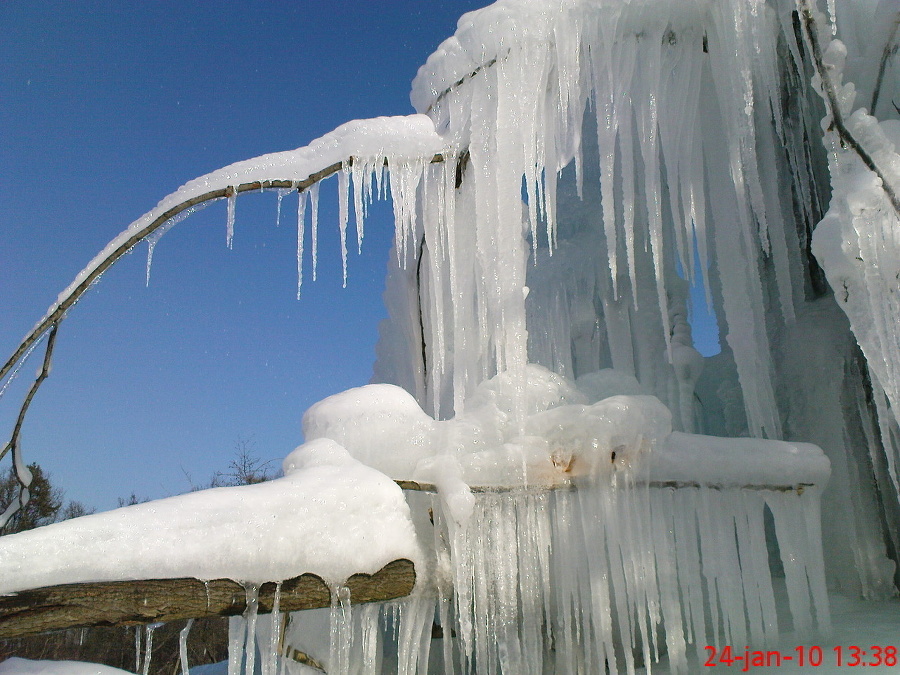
[308,182,320,282]
[826,0,838,35]
[261,583,283,675]
[145,240,158,288]
[338,167,350,288]
[226,188,237,249]
[350,157,372,255]
[228,616,246,675]
[329,585,352,675]
[275,187,292,228]
[764,488,830,635]
[394,593,434,675]
[179,619,194,675]
[142,623,159,675]
[358,604,382,675]
[244,584,260,675]
[296,190,306,299]
[134,626,142,674]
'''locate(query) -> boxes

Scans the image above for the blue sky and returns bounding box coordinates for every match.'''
[0,1,487,511]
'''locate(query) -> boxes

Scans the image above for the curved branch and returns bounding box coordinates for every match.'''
[2,152,450,389]
[0,324,58,530]
[798,1,900,217]
[0,154,446,413]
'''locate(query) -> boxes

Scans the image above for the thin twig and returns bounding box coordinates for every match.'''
[870,10,900,115]
[426,57,499,115]
[798,0,900,217]
[415,234,429,398]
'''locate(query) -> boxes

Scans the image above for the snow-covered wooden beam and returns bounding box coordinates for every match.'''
[396,431,831,495]
[0,558,414,639]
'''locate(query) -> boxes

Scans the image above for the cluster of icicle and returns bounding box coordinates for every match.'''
[196,475,828,675]
[391,0,808,434]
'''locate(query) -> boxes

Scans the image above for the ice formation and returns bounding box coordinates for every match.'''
[3,0,900,673]
[289,366,831,674]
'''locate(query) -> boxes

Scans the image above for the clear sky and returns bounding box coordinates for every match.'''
[0,1,488,511]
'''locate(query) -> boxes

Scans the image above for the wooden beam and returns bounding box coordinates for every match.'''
[0,559,414,639]
[395,479,816,494]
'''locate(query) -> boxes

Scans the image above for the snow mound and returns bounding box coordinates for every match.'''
[0,439,421,593]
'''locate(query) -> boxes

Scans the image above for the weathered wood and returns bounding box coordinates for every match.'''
[0,559,414,639]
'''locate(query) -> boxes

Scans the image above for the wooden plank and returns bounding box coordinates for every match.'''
[0,559,414,639]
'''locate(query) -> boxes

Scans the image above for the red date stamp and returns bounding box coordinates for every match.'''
[704,645,898,670]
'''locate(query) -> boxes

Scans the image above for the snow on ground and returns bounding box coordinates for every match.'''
[642,583,900,674]
[0,658,134,675]
[1,586,897,674]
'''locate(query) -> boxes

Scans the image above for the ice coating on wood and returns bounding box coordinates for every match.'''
[305,364,829,491]
[303,365,675,491]
[0,438,422,593]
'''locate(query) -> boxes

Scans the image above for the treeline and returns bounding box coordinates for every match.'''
[0,463,93,535]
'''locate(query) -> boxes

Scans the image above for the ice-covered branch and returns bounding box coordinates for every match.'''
[0,117,447,523]
[798,0,900,216]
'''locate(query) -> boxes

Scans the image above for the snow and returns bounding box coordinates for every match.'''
[0,439,421,592]
[0,659,134,675]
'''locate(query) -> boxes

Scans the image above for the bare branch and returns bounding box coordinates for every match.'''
[797,0,900,217]
[0,324,59,530]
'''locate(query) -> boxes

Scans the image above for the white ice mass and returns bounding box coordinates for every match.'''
[2,0,900,673]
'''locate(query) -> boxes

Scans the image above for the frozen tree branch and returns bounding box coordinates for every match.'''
[0,154,447,393]
[0,558,415,638]
[0,154,447,527]
[797,0,900,217]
